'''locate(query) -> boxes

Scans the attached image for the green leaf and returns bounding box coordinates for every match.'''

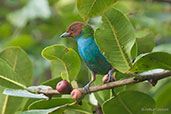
[29,98,92,114]
[153,43,171,54]
[154,83,171,114]
[95,8,136,72]
[0,47,32,114]
[42,45,80,82]
[0,47,33,88]
[20,108,56,114]
[51,60,65,78]
[131,42,137,59]
[102,91,156,114]
[149,75,170,95]
[0,47,33,86]
[0,59,26,89]
[61,72,68,82]
[22,104,82,114]
[0,87,25,114]
[136,31,155,54]
[64,100,92,114]
[113,1,131,15]
[3,88,49,99]
[0,47,32,113]
[29,98,74,109]
[130,52,171,72]
[77,0,117,21]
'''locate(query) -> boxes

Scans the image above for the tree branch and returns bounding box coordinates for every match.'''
[37,70,171,96]
[85,70,171,94]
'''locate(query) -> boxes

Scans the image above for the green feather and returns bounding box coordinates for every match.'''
[81,25,94,38]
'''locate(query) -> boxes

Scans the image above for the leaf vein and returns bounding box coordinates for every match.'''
[87,0,97,19]
[117,95,133,114]
[104,15,131,69]
[0,75,27,89]
[13,55,18,71]
[1,95,9,114]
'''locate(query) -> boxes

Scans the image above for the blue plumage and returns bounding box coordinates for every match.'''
[76,34,112,75]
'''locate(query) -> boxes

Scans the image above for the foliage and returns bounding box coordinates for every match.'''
[103,91,156,114]
[42,45,81,82]
[77,0,117,21]
[0,0,171,114]
[95,8,135,72]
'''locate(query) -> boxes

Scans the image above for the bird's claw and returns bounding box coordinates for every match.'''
[107,74,114,82]
[107,69,114,82]
[83,84,90,94]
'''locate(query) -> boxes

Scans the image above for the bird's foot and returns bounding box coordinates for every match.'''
[107,69,115,82]
[83,83,90,94]
[83,72,96,94]
[107,74,114,82]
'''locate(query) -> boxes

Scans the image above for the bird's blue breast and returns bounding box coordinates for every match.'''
[76,35,111,74]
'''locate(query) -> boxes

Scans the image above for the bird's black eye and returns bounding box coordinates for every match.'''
[71,27,74,31]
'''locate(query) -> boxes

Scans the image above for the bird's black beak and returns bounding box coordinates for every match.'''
[60,32,70,38]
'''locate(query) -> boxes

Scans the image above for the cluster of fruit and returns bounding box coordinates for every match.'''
[56,80,82,100]
[55,74,115,100]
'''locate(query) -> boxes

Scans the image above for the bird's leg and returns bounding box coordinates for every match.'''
[83,72,96,93]
[107,68,115,82]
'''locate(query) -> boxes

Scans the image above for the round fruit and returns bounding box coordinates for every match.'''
[56,80,73,94]
[70,89,82,100]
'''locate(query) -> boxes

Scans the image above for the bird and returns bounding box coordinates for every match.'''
[60,22,114,93]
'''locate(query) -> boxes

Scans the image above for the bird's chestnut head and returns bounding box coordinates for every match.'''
[60,22,84,38]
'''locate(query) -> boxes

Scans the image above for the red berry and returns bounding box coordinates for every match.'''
[70,89,82,100]
[56,80,73,94]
